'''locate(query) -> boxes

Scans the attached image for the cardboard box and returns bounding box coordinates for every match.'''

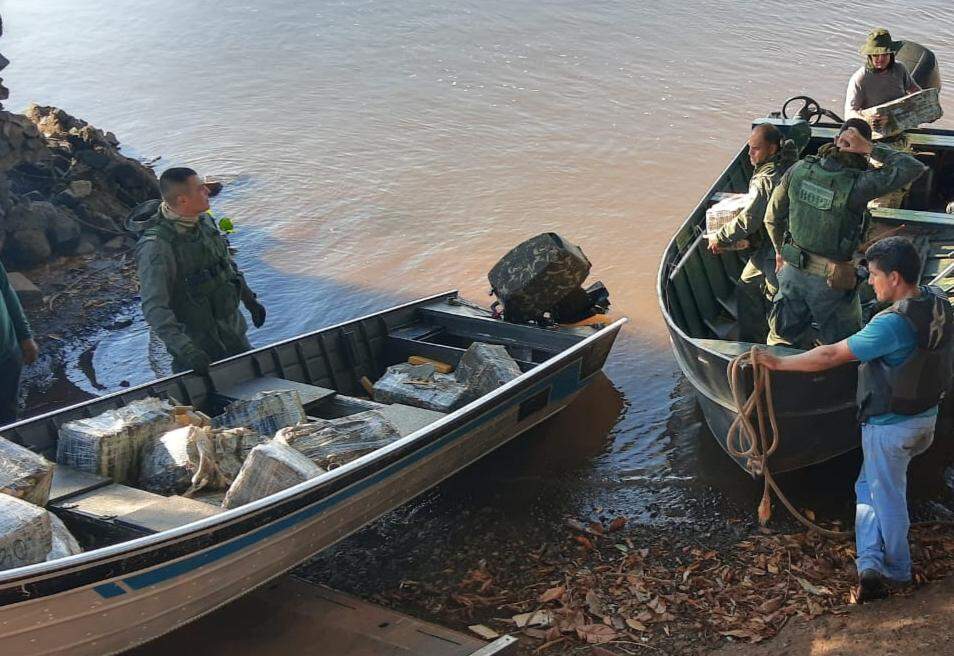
[862,88,943,139]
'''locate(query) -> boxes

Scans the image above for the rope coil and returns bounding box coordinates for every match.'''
[726,347,852,538]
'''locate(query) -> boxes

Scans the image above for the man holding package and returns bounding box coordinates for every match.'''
[764,119,925,347]
[708,123,804,342]
[845,28,924,208]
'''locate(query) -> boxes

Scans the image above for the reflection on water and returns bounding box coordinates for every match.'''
[3,1,954,518]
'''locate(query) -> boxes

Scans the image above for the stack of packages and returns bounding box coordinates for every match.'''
[704,193,749,248]
[373,341,522,411]
[1,437,82,571]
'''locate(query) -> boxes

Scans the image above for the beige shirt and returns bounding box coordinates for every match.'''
[844,61,920,119]
[159,202,201,233]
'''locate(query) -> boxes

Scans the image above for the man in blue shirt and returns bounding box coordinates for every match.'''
[759,236,953,602]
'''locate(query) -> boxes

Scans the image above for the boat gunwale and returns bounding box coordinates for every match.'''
[0,307,626,586]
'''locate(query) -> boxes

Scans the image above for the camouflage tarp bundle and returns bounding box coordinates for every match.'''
[276,410,401,470]
[488,233,591,323]
[212,390,306,437]
[57,397,176,484]
[138,425,264,495]
[0,435,54,506]
[373,363,469,412]
[0,494,51,571]
[222,441,324,509]
[455,342,522,400]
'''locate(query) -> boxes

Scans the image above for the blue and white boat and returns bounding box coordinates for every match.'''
[0,291,624,656]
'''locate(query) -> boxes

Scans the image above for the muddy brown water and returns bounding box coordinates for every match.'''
[4,0,954,633]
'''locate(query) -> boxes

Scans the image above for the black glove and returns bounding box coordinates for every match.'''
[245,298,267,328]
[181,344,212,376]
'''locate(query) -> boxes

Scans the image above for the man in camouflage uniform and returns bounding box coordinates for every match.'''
[128,167,266,374]
[764,119,925,348]
[844,28,923,209]
[708,123,804,342]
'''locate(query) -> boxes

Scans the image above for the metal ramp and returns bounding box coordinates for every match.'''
[127,577,516,656]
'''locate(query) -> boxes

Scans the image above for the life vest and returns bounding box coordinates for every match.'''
[857,285,954,420]
[787,158,865,262]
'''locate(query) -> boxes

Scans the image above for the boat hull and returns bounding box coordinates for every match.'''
[0,297,623,656]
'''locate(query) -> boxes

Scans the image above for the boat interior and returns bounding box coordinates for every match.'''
[18,296,592,553]
[663,125,954,351]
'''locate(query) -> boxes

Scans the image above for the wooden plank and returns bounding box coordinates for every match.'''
[215,375,336,407]
[128,577,501,656]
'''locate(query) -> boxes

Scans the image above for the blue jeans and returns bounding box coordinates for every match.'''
[855,414,936,582]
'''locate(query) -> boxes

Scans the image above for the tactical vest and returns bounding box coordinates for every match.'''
[787,158,864,261]
[857,286,954,421]
[141,216,245,356]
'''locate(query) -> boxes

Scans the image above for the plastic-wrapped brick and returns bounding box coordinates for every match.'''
[57,398,175,484]
[705,193,749,238]
[221,441,324,509]
[372,363,469,412]
[276,410,401,470]
[47,513,82,562]
[862,88,943,139]
[0,435,54,506]
[0,494,52,571]
[212,390,306,437]
[455,342,522,400]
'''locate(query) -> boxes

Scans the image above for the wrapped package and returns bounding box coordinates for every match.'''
[0,435,55,506]
[0,494,52,571]
[455,342,522,400]
[47,513,82,561]
[57,398,175,484]
[372,363,469,412]
[212,390,306,436]
[705,193,749,238]
[862,88,943,139]
[221,441,324,509]
[139,425,264,495]
[276,410,401,469]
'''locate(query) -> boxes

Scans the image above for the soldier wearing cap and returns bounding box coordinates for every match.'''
[845,28,923,208]
[127,167,266,375]
[764,120,926,347]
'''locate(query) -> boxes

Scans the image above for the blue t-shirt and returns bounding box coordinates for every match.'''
[847,312,938,425]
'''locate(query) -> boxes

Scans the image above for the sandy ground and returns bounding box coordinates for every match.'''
[714,578,954,656]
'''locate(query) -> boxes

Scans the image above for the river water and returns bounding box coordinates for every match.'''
[3,0,954,599]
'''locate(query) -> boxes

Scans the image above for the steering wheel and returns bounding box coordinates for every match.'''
[782,96,824,124]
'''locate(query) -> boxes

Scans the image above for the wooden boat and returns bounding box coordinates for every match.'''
[0,291,625,656]
[658,120,954,474]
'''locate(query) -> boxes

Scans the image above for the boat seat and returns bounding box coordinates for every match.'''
[51,483,222,542]
[376,403,446,437]
[215,375,337,407]
[48,465,112,505]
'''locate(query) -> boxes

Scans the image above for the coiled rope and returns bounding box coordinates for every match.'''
[726,347,852,538]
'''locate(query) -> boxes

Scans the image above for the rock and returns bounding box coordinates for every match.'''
[46,211,81,254]
[6,200,62,232]
[76,149,109,170]
[6,229,51,265]
[7,271,42,303]
[67,180,92,198]
[103,236,125,251]
[74,239,95,256]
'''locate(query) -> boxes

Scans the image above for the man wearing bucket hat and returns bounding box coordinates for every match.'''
[845,28,923,208]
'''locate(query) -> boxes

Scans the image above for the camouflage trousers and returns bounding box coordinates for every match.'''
[868,134,913,210]
[737,244,778,343]
[767,264,862,347]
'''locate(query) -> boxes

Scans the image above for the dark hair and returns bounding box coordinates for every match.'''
[865,236,922,284]
[839,117,873,143]
[159,167,198,204]
[751,123,783,148]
